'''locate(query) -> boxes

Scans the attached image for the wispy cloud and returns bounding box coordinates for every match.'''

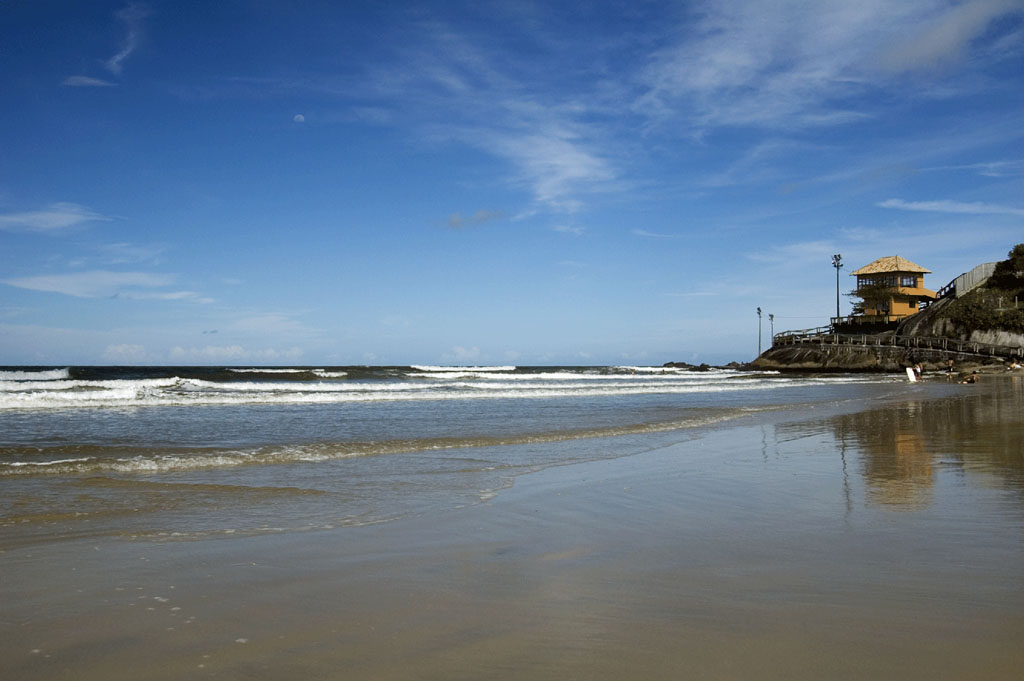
[920,159,1024,177]
[878,0,1024,72]
[105,3,149,75]
[632,229,682,239]
[447,209,504,229]
[481,127,615,213]
[62,3,149,86]
[878,198,1024,217]
[553,224,585,236]
[249,20,618,215]
[62,76,116,88]
[2,270,176,298]
[103,343,149,362]
[96,242,166,264]
[0,203,109,232]
[636,0,1023,131]
[447,345,481,362]
[169,345,303,362]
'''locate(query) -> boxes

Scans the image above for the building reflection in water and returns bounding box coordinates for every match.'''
[779,378,1024,512]
[834,401,934,510]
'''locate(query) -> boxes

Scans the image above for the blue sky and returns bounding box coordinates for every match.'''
[2,0,1023,366]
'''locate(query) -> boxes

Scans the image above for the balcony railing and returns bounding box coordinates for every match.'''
[830,314,909,326]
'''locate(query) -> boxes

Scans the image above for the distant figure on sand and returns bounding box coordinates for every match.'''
[914,363,923,378]
[1007,360,1021,371]
[960,371,979,384]
[946,359,955,381]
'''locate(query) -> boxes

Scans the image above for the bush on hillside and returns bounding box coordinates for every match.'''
[987,243,1024,293]
[946,288,1024,335]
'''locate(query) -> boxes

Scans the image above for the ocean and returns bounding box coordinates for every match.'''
[1,364,905,546]
[5,365,1024,680]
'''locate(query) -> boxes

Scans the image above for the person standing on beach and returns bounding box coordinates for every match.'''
[946,358,955,381]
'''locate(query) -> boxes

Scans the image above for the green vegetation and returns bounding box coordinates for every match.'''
[988,243,1024,292]
[846,281,895,315]
[946,244,1024,335]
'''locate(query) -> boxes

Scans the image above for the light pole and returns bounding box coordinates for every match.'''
[832,254,843,322]
[757,307,763,355]
[769,313,774,344]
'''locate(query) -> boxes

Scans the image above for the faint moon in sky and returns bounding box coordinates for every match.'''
[293,114,305,123]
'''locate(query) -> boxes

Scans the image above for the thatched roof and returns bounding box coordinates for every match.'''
[850,256,931,276]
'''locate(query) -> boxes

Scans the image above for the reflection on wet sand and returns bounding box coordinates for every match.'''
[827,377,1024,510]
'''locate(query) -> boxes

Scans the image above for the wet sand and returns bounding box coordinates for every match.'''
[3,376,1023,680]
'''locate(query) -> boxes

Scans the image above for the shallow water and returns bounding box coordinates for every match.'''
[0,365,909,545]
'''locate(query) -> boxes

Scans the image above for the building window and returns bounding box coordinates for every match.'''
[900,275,916,287]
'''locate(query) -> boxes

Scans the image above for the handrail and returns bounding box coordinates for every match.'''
[770,331,1024,359]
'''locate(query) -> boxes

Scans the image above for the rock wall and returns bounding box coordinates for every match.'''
[753,343,1002,372]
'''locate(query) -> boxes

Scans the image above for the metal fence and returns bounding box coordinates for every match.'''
[771,330,1024,360]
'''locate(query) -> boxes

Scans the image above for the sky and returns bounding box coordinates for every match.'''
[2,0,1023,366]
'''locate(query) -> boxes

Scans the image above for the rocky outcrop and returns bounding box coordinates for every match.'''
[662,361,714,371]
[753,342,1003,372]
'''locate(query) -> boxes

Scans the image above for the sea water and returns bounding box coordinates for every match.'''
[0,365,908,546]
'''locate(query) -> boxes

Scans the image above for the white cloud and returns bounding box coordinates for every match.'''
[553,224,585,236]
[62,76,116,87]
[879,0,1023,72]
[3,270,174,298]
[450,346,480,361]
[878,198,1024,217]
[921,160,1024,177]
[103,343,148,362]
[632,229,682,239]
[169,345,304,362]
[486,129,614,212]
[116,290,213,303]
[636,0,1024,131]
[447,209,504,229]
[96,242,166,264]
[105,3,149,75]
[0,203,109,231]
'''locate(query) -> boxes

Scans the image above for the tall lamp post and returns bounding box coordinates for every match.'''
[757,307,763,355]
[832,254,843,322]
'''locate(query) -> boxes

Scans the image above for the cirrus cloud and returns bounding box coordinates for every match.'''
[0,203,109,232]
[3,270,174,298]
[878,198,1024,217]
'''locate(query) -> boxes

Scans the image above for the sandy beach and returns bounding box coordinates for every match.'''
[3,373,1023,681]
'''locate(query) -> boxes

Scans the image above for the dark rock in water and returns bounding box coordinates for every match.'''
[663,361,746,371]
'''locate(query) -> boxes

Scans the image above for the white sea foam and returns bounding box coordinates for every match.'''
[312,370,347,378]
[178,378,429,393]
[229,368,311,374]
[411,365,516,373]
[0,370,878,411]
[6,457,93,467]
[0,368,71,381]
[0,377,180,392]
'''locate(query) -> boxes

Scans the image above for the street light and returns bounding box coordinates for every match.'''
[832,254,843,322]
[757,307,763,355]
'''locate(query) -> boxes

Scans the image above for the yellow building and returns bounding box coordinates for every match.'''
[850,256,936,322]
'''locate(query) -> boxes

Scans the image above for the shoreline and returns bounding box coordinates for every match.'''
[3,377,1023,680]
